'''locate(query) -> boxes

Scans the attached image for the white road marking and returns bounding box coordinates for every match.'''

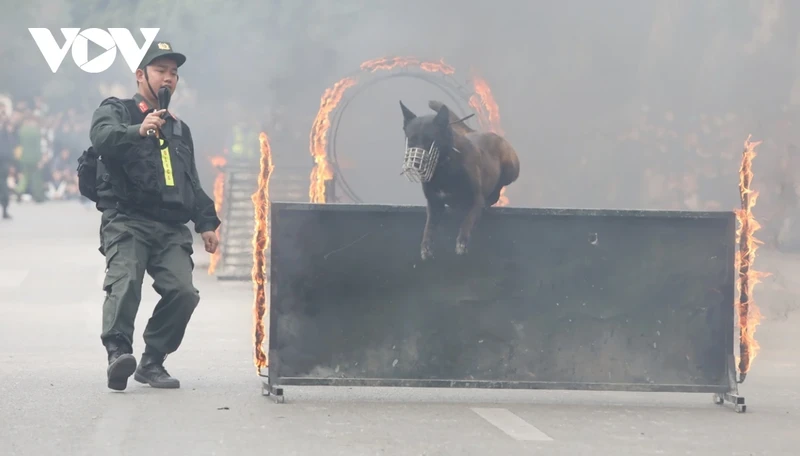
[471,407,553,441]
[0,269,30,289]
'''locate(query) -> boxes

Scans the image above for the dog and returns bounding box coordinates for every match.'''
[400,100,520,260]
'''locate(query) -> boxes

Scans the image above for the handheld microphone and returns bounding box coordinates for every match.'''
[157,86,171,114]
[146,86,172,136]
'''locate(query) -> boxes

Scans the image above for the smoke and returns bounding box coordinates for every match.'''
[3,0,799,211]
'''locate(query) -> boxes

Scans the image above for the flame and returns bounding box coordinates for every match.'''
[309,56,509,206]
[210,155,227,168]
[360,56,456,74]
[735,134,769,379]
[496,187,509,207]
[468,73,504,136]
[252,132,274,372]
[309,78,357,203]
[468,72,509,207]
[207,155,226,275]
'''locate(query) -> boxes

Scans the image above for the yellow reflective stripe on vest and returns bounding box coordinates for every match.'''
[159,137,175,186]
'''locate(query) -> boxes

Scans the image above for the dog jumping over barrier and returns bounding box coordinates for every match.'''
[399,100,520,260]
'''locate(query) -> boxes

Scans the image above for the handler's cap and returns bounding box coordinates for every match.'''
[137,40,186,69]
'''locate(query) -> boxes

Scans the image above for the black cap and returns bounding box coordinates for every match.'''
[138,41,186,69]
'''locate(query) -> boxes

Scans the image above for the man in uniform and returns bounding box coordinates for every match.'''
[88,41,220,391]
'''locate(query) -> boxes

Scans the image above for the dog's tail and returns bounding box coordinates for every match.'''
[428,100,475,133]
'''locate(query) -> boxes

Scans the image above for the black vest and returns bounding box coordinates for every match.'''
[97,98,198,224]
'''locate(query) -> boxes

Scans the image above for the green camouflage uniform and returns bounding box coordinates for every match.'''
[88,41,220,391]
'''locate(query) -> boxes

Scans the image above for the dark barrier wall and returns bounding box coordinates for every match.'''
[268,203,737,392]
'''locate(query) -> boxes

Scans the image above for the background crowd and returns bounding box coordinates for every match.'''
[3,89,800,252]
[0,94,89,213]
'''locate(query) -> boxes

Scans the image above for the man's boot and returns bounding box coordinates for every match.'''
[134,351,180,389]
[105,338,137,391]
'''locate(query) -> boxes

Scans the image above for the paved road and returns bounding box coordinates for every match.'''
[1,201,797,455]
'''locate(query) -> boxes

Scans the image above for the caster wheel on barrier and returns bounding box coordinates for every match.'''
[712,393,724,405]
[735,404,747,413]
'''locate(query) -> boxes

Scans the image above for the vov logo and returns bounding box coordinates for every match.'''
[28,28,160,74]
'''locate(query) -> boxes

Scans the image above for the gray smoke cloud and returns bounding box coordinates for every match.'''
[2,0,797,214]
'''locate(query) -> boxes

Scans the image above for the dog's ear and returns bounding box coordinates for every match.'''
[400,100,416,128]
[433,103,450,131]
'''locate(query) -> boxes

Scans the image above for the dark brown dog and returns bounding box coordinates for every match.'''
[400,100,520,260]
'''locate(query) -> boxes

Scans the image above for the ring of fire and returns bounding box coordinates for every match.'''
[307,56,509,206]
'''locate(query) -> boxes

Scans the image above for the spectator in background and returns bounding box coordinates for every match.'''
[0,112,14,219]
[46,147,79,200]
[16,114,46,203]
[32,95,48,118]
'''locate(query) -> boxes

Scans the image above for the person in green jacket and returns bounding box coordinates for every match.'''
[17,115,46,202]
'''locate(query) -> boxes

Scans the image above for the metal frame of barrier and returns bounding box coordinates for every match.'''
[260,202,745,412]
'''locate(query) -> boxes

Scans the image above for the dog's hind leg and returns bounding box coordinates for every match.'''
[456,195,485,255]
[421,199,445,261]
[487,184,503,207]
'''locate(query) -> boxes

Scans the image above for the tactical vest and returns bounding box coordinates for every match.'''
[96,97,199,224]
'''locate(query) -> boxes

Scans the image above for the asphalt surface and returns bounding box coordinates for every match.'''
[1,200,798,456]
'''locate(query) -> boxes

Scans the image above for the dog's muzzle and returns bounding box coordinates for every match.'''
[401,138,439,183]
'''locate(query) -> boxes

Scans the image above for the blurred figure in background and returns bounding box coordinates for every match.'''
[0,111,14,219]
[17,114,46,203]
[46,147,79,200]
